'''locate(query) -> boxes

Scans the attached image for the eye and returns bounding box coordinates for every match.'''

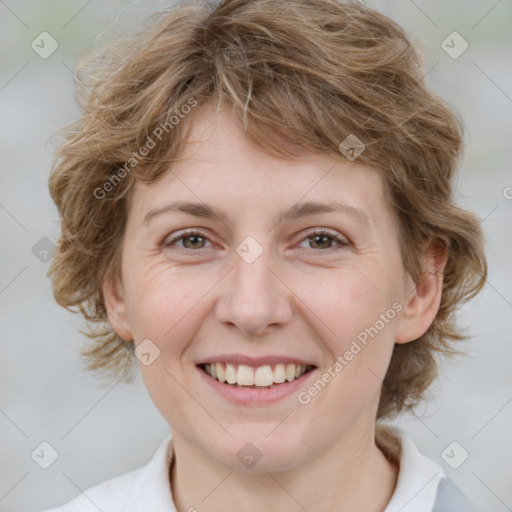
[163,230,212,250]
[298,229,349,251]
[162,228,349,252]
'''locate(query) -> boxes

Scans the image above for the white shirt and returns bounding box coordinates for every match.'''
[40,425,473,512]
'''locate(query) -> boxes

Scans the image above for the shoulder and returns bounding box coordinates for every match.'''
[38,434,175,512]
[377,424,475,512]
[431,477,476,512]
[38,467,143,512]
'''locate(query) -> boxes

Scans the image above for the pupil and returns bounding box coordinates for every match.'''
[313,235,330,248]
[186,236,203,248]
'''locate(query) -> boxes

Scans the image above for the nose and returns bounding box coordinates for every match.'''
[214,245,293,337]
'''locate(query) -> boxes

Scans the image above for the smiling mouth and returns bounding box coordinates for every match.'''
[199,362,316,389]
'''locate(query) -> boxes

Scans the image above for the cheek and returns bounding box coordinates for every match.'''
[123,260,222,350]
[293,262,399,346]
[122,262,213,423]
[293,262,400,405]
[292,271,397,427]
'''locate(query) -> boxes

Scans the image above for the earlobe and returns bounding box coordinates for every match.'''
[103,272,133,342]
[395,240,448,344]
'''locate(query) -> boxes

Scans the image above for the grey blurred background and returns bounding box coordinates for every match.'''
[0,1,511,511]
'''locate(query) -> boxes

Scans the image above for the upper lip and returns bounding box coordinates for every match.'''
[197,354,317,367]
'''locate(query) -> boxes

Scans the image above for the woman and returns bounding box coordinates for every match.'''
[42,0,487,510]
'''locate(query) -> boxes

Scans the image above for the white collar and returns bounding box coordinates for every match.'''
[122,434,176,512]
[119,425,445,512]
[381,424,445,512]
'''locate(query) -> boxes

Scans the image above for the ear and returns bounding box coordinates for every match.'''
[395,239,448,344]
[103,270,133,342]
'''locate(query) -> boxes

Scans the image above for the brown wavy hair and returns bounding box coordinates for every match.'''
[47,0,487,419]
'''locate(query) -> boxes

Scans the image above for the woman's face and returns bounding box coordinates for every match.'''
[107,106,420,472]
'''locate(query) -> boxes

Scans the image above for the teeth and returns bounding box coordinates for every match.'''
[274,363,286,383]
[216,363,226,383]
[286,363,296,382]
[225,363,237,384]
[237,365,254,386]
[203,362,311,387]
[254,365,274,386]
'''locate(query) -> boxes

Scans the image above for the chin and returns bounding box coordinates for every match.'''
[203,428,310,474]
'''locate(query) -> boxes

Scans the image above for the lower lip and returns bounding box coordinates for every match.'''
[197,366,317,405]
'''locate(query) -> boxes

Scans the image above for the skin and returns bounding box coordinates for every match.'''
[104,106,447,512]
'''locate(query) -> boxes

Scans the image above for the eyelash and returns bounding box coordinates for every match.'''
[162,228,349,252]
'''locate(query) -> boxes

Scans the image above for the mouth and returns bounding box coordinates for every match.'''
[198,362,316,389]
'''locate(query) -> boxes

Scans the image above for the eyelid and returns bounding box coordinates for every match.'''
[300,227,348,243]
[162,228,215,248]
[295,228,350,251]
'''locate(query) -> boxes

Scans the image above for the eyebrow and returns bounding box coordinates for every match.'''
[142,200,370,227]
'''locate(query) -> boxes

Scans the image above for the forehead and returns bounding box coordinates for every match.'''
[128,107,390,226]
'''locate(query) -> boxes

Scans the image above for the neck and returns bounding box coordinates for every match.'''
[169,423,398,512]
